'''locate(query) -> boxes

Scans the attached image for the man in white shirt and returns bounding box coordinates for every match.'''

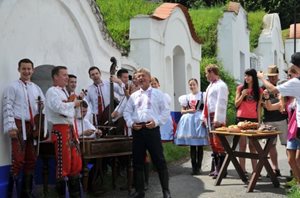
[124,68,171,198]
[2,58,45,197]
[85,66,125,130]
[258,52,300,140]
[115,68,129,102]
[76,101,102,138]
[203,64,228,179]
[45,66,82,197]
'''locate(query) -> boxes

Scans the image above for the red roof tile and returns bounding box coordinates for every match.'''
[152,3,202,44]
[289,23,300,39]
[226,1,240,15]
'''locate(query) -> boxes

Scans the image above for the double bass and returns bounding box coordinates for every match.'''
[97,57,126,136]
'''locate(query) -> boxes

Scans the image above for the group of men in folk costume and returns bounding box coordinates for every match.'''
[2,58,172,198]
[2,60,126,197]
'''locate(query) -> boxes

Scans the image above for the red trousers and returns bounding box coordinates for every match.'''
[209,133,224,153]
[209,114,225,154]
[11,120,36,176]
[51,124,82,179]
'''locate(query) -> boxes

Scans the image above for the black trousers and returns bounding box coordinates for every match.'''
[132,126,169,193]
[132,127,167,171]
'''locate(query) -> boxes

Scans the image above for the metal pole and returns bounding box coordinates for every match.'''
[294,0,297,53]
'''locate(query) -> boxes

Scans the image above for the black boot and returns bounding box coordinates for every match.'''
[144,162,150,191]
[55,179,66,198]
[22,173,34,198]
[213,154,226,179]
[158,169,171,198]
[219,154,227,178]
[190,146,197,175]
[128,170,145,198]
[7,174,15,198]
[209,153,217,176]
[212,155,219,179]
[196,146,203,175]
[67,175,81,198]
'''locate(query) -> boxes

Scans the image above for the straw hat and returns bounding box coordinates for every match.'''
[266,65,279,76]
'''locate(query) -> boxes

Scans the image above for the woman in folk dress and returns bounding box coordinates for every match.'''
[174,78,208,175]
[151,77,174,142]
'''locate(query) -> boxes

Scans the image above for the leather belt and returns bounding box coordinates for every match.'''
[136,122,151,129]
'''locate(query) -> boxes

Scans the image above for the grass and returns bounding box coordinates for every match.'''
[163,142,190,163]
[189,7,224,57]
[248,10,266,51]
[96,0,160,53]
[287,185,300,197]
[282,28,290,40]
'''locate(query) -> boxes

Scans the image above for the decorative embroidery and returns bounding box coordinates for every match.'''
[137,89,152,110]
[52,130,63,178]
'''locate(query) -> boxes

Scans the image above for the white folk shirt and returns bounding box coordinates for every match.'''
[204,79,228,124]
[45,86,76,125]
[277,78,300,126]
[2,80,45,137]
[76,118,96,138]
[85,80,125,114]
[178,92,205,108]
[123,87,170,128]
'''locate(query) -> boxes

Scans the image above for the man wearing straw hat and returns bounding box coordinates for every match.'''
[261,64,288,177]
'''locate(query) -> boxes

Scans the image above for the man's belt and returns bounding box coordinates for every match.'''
[136,122,151,129]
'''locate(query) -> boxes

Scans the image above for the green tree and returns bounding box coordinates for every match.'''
[164,0,300,29]
[236,0,300,29]
[163,0,227,8]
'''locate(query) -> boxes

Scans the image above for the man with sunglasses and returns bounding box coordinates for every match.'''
[261,65,288,177]
[258,52,300,145]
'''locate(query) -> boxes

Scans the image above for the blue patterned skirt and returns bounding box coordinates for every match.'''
[160,116,174,141]
[174,111,209,146]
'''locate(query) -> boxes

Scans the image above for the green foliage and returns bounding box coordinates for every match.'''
[189,7,224,57]
[163,142,189,162]
[96,0,160,52]
[200,57,237,125]
[248,11,265,51]
[163,0,227,8]
[282,28,290,40]
[287,185,300,198]
[236,0,300,29]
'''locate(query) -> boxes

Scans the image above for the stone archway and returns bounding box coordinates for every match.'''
[31,65,55,94]
[173,46,185,111]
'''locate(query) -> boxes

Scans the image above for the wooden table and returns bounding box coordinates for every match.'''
[80,136,133,192]
[39,136,133,195]
[210,130,281,192]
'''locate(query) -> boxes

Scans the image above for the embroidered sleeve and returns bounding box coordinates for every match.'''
[214,83,228,124]
[113,82,125,96]
[46,89,75,118]
[178,95,188,107]
[155,92,170,126]
[123,96,134,127]
[2,86,17,133]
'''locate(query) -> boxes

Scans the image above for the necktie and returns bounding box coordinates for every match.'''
[95,84,105,116]
[24,82,35,129]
